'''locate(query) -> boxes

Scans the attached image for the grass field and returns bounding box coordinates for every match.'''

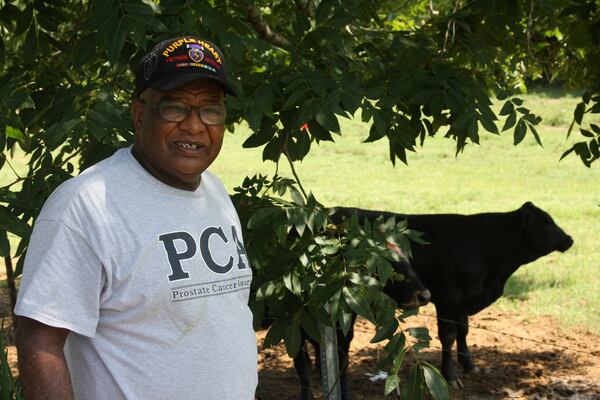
[1,89,598,335]
[210,89,600,335]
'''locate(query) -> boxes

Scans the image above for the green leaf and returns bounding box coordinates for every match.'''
[342,286,373,322]
[23,25,39,64]
[290,187,305,206]
[308,122,334,142]
[409,89,440,104]
[106,17,127,64]
[514,119,527,145]
[499,101,514,116]
[528,123,542,146]
[373,111,387,138]
[14,4,33,36]
[560,146,576,161]
[502,112,517,132]
[590,138,600,159]
[375,256,393,284]
[123,0,155,17]
[401,365,424,399]
[574,102,586,125]
[339,309,353,336]
[580,128,595,138]
[384,373,401,396]
[315,110,340,134]
[315,0,334,24]
[262,139,281,162]
[452,110,474,130]
[478,112,498,134]
[0,208,31,238]
[407,327,432,341]
[467,117,479,144]
[37,9,60,32]
[264,319,288,348]
[128,21,147,49]
[247,207,279,229]
[292,13,311,37]
[423,362,450,400]
[412,341,431,352]
[287,129,311,161]
[300,309,322,343]
[284,321,302,357]
[45,119,81,149]
[371,318,398,343]
[382,332,406,367]
[282,88,310,111]
[283,272,302,296]
[310,283,344,306]
[243,127,276,148]
[7,89,34,110]
[5,126,26,141]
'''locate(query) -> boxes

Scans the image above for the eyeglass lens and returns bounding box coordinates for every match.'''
[158,101,226,125]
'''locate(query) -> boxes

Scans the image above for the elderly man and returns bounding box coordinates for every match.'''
[15,36,258,399]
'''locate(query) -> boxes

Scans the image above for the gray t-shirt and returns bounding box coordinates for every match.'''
[15,147,258,399]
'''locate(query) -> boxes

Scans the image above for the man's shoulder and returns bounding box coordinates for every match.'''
[202,169,227,191]
[40,148,130,217]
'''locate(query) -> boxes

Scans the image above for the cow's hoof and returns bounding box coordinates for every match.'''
[465,366,480,374]
[448,379,464,389]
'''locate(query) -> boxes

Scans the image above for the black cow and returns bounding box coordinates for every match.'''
[260,256,430,400]
[332,202,574,387]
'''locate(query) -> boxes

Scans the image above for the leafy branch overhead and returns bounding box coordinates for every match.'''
[0,0,598,397]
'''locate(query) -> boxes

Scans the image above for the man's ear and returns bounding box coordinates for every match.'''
[131,99,144,134]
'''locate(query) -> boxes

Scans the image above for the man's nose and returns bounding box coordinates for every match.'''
[178,109,207,133]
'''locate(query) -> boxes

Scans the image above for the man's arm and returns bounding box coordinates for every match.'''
[16,316,74,400]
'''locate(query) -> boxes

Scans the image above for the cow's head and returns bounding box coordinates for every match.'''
[384,257,431,310]
[521,202,574,255]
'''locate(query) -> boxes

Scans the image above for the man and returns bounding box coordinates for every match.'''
[15,35,258,399]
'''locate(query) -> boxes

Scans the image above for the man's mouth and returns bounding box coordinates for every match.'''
[174,141,204,151]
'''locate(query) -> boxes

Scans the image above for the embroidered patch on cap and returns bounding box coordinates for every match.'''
[189,48,204,63]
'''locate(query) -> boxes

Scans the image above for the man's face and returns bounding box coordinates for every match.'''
[131,79,226,190]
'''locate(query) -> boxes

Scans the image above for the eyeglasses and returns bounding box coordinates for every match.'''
[140,100,227,125]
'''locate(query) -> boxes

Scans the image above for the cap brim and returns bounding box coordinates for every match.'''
[150,73,238,97]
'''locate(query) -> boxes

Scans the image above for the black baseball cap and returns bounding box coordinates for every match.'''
[135,35,238,97]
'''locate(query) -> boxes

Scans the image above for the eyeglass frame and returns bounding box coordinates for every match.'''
[139,99,227,125]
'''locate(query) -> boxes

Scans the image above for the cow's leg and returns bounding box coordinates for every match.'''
[437,312,461,388]
[456,313,478,373]
[293,343,314,400]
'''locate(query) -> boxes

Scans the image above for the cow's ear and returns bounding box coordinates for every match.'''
[522,201,534,209]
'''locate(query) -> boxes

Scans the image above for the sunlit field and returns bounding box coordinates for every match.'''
[1,89,598,334]
[211,89,600,335]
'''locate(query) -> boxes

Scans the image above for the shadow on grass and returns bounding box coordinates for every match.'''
[528,86,584,99]
[502,274,568,302]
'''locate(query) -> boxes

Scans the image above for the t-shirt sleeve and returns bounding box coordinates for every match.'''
[15,219,105,337]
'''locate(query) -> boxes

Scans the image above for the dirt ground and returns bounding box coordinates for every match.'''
[2,284,599,399]
[256,304,600,400]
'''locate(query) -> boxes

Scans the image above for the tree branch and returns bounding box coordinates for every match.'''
[293,0,315,18]
[439,0,460,60]
[240,1,292,50]
[428,0,439,16]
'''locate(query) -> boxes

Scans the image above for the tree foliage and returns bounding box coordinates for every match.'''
[1,0,598,396]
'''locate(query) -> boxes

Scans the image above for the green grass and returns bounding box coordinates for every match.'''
[211,89,600,335]
[1,89,598,335]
